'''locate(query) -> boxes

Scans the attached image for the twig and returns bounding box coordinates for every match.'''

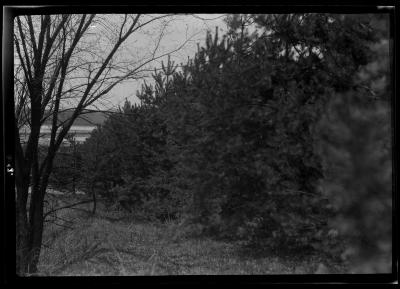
[43,199,95,219]
[44,214,75,225]
[281,189,320,197]
[147,249,157,263]
[47,221,74,230]
[62,207,91,213]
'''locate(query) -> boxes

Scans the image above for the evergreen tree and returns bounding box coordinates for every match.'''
[79,14,390,261]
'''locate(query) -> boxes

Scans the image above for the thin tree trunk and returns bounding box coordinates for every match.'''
[27,187,45,273]
[26,156,54,274]
[91,182,97,215]
[91,138,99,215]
[15,141,31,275]
[16,185,30,275]
[72,141,76,195]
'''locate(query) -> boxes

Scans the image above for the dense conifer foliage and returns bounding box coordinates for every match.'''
[77,13,391,269]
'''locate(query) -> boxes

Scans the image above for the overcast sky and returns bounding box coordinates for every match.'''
[14,14,229,111]
[104,14,228,109]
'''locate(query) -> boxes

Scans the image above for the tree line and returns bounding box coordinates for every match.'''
[15,13,391,275]
[59,14,391,273]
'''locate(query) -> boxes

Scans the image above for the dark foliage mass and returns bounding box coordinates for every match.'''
[316,14,392,272]
[57,13,391,272]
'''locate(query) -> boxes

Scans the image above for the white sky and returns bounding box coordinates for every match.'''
[14,14,229,111]
[100,14,228,109]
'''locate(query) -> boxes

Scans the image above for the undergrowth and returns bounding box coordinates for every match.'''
[37,197,347,276]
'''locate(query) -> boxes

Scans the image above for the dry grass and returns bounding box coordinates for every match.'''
[37,197,347,276]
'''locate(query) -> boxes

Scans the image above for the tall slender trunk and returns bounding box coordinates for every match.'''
[27,163,53,273]
[91,138,99,215]
[16,131,55,275]
[15,143,31,275]
[16,183,43,275]
[16,184,46,274]
[16,185,29,275]
[91,183,97,215]
[16,146,55,274]
[27,186,45,273]
[72,142,76,195]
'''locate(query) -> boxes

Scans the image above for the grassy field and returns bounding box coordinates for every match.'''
[36,196,347,276]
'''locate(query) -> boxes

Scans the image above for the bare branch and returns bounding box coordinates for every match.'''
[43,199,95,219]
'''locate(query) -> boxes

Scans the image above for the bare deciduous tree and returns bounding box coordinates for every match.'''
[14,13,192,274]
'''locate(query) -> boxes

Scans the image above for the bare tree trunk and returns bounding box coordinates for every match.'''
[72,141,76,195]
[91,182,97,215]
[91,137,99,215]
[13,13,186,275]
[15,119,30,274]
[26,154,54,274]
[15,177,43,274]
[16,186,29,275]
[72,175,76,195]
[27,186,45,273]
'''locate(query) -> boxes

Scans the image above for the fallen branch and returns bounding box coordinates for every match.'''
[44,214,75,225]
[46,221,74,230]
[43,196,111,219]
[43,199,95,219]
[64,207,92,213]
